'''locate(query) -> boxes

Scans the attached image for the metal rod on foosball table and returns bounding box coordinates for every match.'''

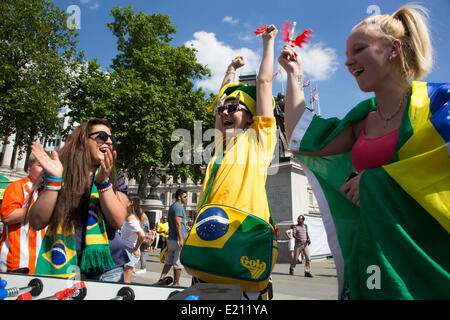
[110,286,135,300]
[0,278,43,300]
[38,281,86,300]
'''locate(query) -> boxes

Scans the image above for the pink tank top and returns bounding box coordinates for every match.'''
[351,112,399,173]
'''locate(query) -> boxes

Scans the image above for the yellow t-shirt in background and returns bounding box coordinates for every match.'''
[157,222,168,238]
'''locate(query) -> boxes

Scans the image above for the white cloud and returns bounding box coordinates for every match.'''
[80,0,99,9]
[298,43,338,81]
[237,34,253,42]
[185,31,260,92]
[222,16,239,24]
[185,32,338,92]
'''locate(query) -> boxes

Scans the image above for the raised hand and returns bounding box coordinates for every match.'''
[231,56,245,70]
[95,148,117,184]
[262,24,278,41]
[278,44,302,76]
[30,142,63,177]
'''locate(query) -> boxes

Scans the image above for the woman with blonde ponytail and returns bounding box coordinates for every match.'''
[354,4,433,82]
[280,4,449,299]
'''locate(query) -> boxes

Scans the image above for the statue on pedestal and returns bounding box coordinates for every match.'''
[273,92,291,163]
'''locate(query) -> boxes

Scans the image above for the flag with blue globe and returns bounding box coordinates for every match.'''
[180,204,278,292]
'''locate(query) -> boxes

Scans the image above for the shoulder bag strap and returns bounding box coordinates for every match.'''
[199,151,223,208]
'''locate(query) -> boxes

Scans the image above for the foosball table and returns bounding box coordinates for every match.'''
[0,272,243,300]
[0,272,180,300]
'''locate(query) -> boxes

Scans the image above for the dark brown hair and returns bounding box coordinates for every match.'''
[129,196,144,225]
[48,118,117,235]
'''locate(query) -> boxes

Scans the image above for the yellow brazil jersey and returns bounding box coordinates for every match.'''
[198,116,277,223]
[157,222,168,238]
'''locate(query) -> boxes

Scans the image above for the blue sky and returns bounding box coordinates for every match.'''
[56,0,450,118]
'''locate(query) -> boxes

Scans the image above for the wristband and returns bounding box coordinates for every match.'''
[43,173,62,182]
[97,184,112,193]
[44,181,62,191]
[94,179,111,189]
[96,181,112,192]
[43,173,62,191]
[44,184,62,191]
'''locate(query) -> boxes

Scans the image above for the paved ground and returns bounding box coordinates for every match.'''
[130,250,339,300]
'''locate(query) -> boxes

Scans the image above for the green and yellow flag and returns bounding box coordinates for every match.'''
[0,174,11,200]
[181,204,278,292]
[35,174,115,278]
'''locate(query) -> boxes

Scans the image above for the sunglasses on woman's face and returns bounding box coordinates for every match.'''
[217,103,248,115]
[88,131,116,145]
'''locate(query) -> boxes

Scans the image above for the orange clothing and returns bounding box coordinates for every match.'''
[0,177,45,273]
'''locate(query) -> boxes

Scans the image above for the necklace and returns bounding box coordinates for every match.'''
[377,94,407,128]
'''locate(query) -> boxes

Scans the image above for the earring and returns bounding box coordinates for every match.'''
[388,55,393,62]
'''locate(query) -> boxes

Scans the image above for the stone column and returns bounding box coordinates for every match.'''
[0,135,14,169]
[266,157,309,262]
[141,198,164,229]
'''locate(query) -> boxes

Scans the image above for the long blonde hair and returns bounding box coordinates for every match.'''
[353,4,433,81]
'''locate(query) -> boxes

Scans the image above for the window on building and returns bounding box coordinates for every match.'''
[192,193,197,204]
[160,193,166,205]
[188,210,196,226]
[308,191,314,205]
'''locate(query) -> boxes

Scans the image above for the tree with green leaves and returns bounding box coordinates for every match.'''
[66,5,214,198]
[0,0,82,164]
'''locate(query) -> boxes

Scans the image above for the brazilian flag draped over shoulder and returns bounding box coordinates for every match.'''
[35,179,115,278]
[290,81,450,299]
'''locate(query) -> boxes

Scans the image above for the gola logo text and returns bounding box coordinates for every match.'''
[240,256,266,279]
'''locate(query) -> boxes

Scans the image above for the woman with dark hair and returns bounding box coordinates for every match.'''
[29,118,129,282]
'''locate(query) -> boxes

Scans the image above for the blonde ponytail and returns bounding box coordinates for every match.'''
[392,4,433,80]
[353,4,433,80]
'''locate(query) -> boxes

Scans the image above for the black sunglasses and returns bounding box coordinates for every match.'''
[217,103,248,115]
[88,131,116,145]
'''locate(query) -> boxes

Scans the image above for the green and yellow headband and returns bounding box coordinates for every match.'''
[208,82,275,116]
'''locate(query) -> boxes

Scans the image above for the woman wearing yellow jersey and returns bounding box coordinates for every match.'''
[184,25,279,300]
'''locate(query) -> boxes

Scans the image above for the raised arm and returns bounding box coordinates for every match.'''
[278,45,356,156]
[257,25,277,117]
[215,56,246,130]
[28,142,62,230]
[278,44,306,142]
[220,56,245,89]
[95,148,127,229]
